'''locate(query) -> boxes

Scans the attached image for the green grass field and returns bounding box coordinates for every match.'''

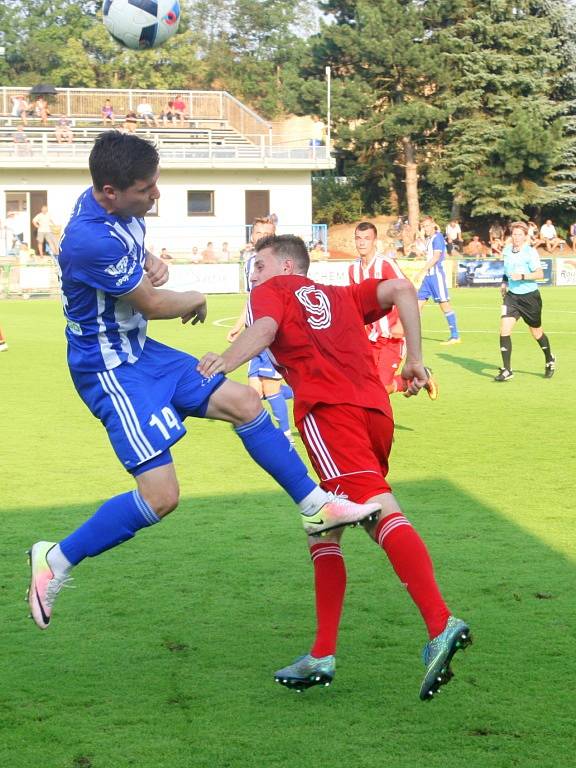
[1,288,574,768]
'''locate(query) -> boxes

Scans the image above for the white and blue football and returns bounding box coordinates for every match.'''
[103,0,180,50]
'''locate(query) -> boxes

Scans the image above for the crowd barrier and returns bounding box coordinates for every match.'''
[0,257,573,299]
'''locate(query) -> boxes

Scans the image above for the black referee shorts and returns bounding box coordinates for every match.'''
[503,289,542,327]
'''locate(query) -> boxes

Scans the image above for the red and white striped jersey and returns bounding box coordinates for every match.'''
[348,253,406,341]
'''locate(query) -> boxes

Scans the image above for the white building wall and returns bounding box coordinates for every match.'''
[0,168,313,258]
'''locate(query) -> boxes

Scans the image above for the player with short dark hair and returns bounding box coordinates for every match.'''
[349,221,437,399]
[199,234,471,701]
[27,133,381,632]
[495,221,556,381]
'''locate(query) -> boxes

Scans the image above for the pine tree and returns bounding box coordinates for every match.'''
[299,0,447,229]
[429,0,576,220]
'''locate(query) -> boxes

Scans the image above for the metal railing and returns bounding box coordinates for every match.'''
[1,86,270,136]
[0,136,331,164]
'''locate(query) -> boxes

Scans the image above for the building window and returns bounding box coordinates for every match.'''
[187,191,214,216]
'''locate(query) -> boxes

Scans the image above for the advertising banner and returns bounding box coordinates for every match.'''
[555,257,576,286]
[456,258,552,287]
[164,264,240,294]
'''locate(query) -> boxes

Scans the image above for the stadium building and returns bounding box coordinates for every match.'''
[0,87,332,291]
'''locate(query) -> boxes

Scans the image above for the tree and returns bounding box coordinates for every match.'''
[299,0,448,230]
[428,0,576,221]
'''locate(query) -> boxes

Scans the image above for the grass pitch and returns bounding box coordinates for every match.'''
[0,288,574,768]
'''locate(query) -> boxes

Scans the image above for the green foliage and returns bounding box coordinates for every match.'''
[312,175,365,224]
[430,0,576,218]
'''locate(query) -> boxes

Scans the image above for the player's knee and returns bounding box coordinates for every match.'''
[144,483,180,518]
[236,386,262,422]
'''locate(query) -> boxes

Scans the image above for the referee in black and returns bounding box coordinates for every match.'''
[495,221,556,381]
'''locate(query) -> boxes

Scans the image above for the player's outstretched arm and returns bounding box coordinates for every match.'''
[227,304,247,342]
[198,317,278,377]
[376,278,427,394]
[125,276,207,324]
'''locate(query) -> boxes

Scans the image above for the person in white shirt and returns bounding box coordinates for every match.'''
[445,220,463,255]
[136,100,157,127]
[538,219,564,252]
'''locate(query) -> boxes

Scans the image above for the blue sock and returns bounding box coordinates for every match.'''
[59,490,160,565]
[266,392,290,433]
[445,311,459,338]
[281,384,294,400]
[235,410,315,503]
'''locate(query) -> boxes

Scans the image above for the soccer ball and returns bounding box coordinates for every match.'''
[103,0,181,50]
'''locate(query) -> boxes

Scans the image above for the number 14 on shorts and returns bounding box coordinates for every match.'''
[149,406,182,439]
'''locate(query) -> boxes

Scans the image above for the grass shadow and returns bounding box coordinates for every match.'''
[1,480,573,768]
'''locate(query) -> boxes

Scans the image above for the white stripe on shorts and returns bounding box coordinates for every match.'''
[97,370,157,463]
[302,413,341,480]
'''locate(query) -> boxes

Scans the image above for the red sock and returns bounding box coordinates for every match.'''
[375,513,450,638]
[310,542,347,657]
[392,375,408,393]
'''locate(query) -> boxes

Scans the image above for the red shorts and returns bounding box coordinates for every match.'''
[297,403,394,503]
[371,338,405,388]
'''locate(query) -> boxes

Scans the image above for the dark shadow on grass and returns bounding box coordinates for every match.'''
[437,352,496,378]
[2,481,574,767]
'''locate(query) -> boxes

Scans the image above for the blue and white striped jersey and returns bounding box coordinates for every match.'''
[425,231,447,275]
[57,188,147,372]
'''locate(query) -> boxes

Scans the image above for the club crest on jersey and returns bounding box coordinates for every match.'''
[295,285,332,330]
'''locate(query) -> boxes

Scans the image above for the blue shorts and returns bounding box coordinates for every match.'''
[248,350,281,380]
[70,337,225,472]
[418,269,450,303]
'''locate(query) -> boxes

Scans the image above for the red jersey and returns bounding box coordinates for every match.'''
[348,253,405,341]
[248,275,392,422]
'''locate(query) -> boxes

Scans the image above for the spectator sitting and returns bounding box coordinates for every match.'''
[123,111,138,133]
[160,101,175,126]
[569,221,576,253]
[445,219,463,255]
[12,127,31,156]
[12,95,29,126]
[54,118,74,144]
[190,245,200,262]
[488,222,504,255]
[217,242,232,262]
[34,97,50,126]
[101,99,114,126]
[159,247,173,261]
[172,95,187,123]
[527,221,539,244]
[538,219,565,252]
[463,235,488,258]
[136,99,158,127]
[201,241,216,263]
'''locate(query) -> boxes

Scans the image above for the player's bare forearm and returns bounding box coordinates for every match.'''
[227,304,247,342]
[126,278,206,322]
[377,278,422,363]
[198,317,278,378]
[144,251,169,287]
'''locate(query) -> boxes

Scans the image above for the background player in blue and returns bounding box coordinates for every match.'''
[27,132,380,630]
[416,216,461,344]
[494,221,556,382]
[228,216,293,443]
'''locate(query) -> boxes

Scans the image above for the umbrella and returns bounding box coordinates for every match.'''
[29,84,58,97]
